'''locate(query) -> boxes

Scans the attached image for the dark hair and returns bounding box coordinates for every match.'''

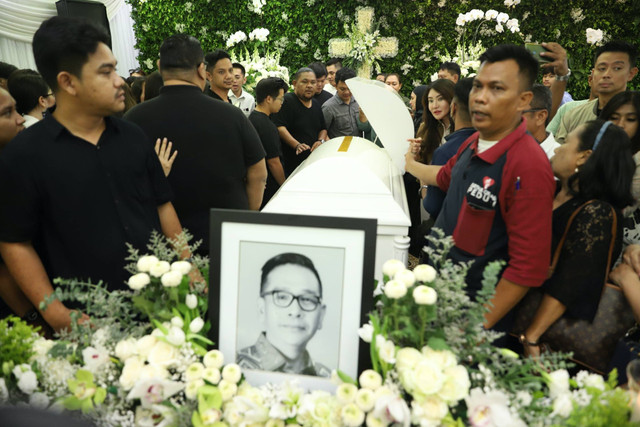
[335,67,356,84]
[0,61,18,79]
[308,62,327,78]
[144,71,163,101]
[293,67,315,81]
[600,91,640,153]
[568,119,635,209]
[376,73,388,80]
[7,69,49,115]
[385,73,402,84]
[116,82,136,117]
[478,44,539,90]
[453,77,474,116]
[326,58,342,68]
[255,77,289,104]
[439,61,461,77]
[204,49,231,73]
[232,62,246,76]
[32,16,110,92]
[412,85,428,115]
[595,40,638,68]
[129,76,145,104]
[160,34,203,72]
[260,253,323,297]
[530,83,552,126]
[417,79,455,164]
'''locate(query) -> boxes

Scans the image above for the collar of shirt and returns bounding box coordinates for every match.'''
[228,89,247,100]
[444,127,476,142]
[331,93,352,106]
[469,119,527,164]
[42,113,121,141]
[254,332,314,372]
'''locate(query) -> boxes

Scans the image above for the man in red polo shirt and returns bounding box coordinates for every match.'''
[406,44,555,331]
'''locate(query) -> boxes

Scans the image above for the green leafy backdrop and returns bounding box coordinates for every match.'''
[127,0,640,99]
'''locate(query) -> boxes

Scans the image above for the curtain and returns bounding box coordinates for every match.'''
[0,0,139,74]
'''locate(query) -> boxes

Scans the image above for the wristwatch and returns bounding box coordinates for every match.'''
[556,69,571,82]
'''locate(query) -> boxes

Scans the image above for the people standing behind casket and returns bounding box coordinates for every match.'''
[125,34,267,254]
[324,58,341,95]
[410,85,428,134]
[0,17,187,332]
[322,67,359,139]
[523,84,560,160]
[518,120,634,359]
[385,73,402,92]
[308,62,333,107]
[204,49,234,103]
[0,61,17,90]
[405,45,556,333]
[249,77,288,208]
[423,78,475,221]
[375,73,387,83]
[229,63,255,117]
[437,62,461,84]
[272,67,327,177]
[7,70,55,128]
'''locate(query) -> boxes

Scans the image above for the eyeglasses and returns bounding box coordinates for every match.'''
[44,92,54,98]
[261,290,321,311]
[523,108,545,114]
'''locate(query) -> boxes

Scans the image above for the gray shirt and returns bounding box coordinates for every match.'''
[321,94,360,139]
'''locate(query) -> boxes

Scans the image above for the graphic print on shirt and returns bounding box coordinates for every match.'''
[466,176,498,210]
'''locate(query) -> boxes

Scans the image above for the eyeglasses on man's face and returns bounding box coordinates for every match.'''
[261,290,321,311]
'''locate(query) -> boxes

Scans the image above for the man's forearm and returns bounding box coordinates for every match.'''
[405,158,442,187]
[483,277,530,329]
[549,79,567,120]
[0,264,34,317]
[267,157,286,185]
[157,202,190,259]
[318,129,328,142]
[246,159,268,210]
[277,127,300,150]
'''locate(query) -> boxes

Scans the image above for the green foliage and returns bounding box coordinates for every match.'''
[0,316,38,369]
[63,369,107,414]
[127,0,640,100]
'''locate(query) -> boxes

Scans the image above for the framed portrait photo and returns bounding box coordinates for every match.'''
[209,209,377,391]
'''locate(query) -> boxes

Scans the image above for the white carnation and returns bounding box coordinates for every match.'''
[17,370,38,395]
[384,280,407,299]
[137,255,159,272]
[128,273,151,290]
[185,362,205,382]
[149,260,171,277]
[382,259,405,277]
[359,369,383,390]
[413,264,437,283]
[222,364,242,384]
[203,350,224,369]
[170,260,192,275]
[413,285,437,305]
[394,269,416,287]
[161,270,183,287]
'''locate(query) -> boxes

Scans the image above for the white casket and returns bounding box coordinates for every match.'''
[263,78,413,281]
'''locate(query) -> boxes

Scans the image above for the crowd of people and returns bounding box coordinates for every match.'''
[0,15,639,375]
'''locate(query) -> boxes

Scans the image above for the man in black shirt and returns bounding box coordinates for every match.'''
[308,62,333,106]
[125,34,267,252]
[0,17,185,332]
[204,49,233,103]
[249,77,289,208]
[272,67,327,177]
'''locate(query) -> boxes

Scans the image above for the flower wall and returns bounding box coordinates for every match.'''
[128,0,639,99]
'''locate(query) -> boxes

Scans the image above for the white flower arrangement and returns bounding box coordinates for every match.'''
[247,0,266,15]
[586,28,605,46]
[432,41,484,81]
[248,27,270,42]
[226,30,248,48]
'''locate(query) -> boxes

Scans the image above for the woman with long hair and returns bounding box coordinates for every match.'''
[415,79,455,165]
[520,120,635,359]
[410,85,428,134]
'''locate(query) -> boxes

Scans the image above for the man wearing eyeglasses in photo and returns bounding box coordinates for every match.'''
[236,252,331,377]
[523,83,559,159]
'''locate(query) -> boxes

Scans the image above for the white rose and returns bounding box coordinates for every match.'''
[421,346,457,369]
[161,270,183,287]
[190,317,205,333]
[413,264,437,283]
[359,369,383,390]
[551,393,573,418]
[12,363,31,379]
[413,359,446,396]
[382,259,405,277]
[115,338,138,361]
[377,339,396,364]
[17,370,38,395]
[413,285,437,305]
[203,350,224,369]
[218,379,238,401]
[336,383,358,404]
[166,326,186,347]
[358,323,374,343]
[29,392,50,409]
[147,340,179,367]
[128,273,151,290]
[396,347,422,371]
[171,260,192,275]
[185,294,198,309]
[583,373,605,391]
[149,260,171,278]
[548,369,570,399]
[384,280,407,299]
[394,269,416,288]
[170,316,184,328]
[31,338,54,359]
[136,335,158,358]
[137,255,159,272]
[438,365,470,403]
[411,396,448,424]
[139,363,169,380]
[355,388,376,412]
[185,362,205,382]
[341,402,365,427]
[185,379,205,400]
[222,364,242,384]
[202,367,221,384]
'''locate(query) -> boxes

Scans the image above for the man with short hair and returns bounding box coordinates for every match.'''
[204,49,234,103]
[324,58,342,95]
[125,34,267,252]
[541,68,572,106]
[228,63,255,117]
[438,62,461,83]
[272,67,327,177]
[321,67,359,139]
[524,83,559,159]
[0,61,17,90]
[406,45,555,331]
[308,62,332,106]
[7,70,55,127]
[249,77,288,207]
[0,88,24,148]
[237,252,330,377]
[385,73,403,92]
[553,40,638,143]
[0,17,186,332]
[375,73,387,82]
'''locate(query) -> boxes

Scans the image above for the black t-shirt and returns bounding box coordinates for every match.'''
[0,115,172,291]
[314,90,333,107]
[271,92,326,176]
[125,85,265,250]
[205,86,231,103]
[249,110,282,207]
